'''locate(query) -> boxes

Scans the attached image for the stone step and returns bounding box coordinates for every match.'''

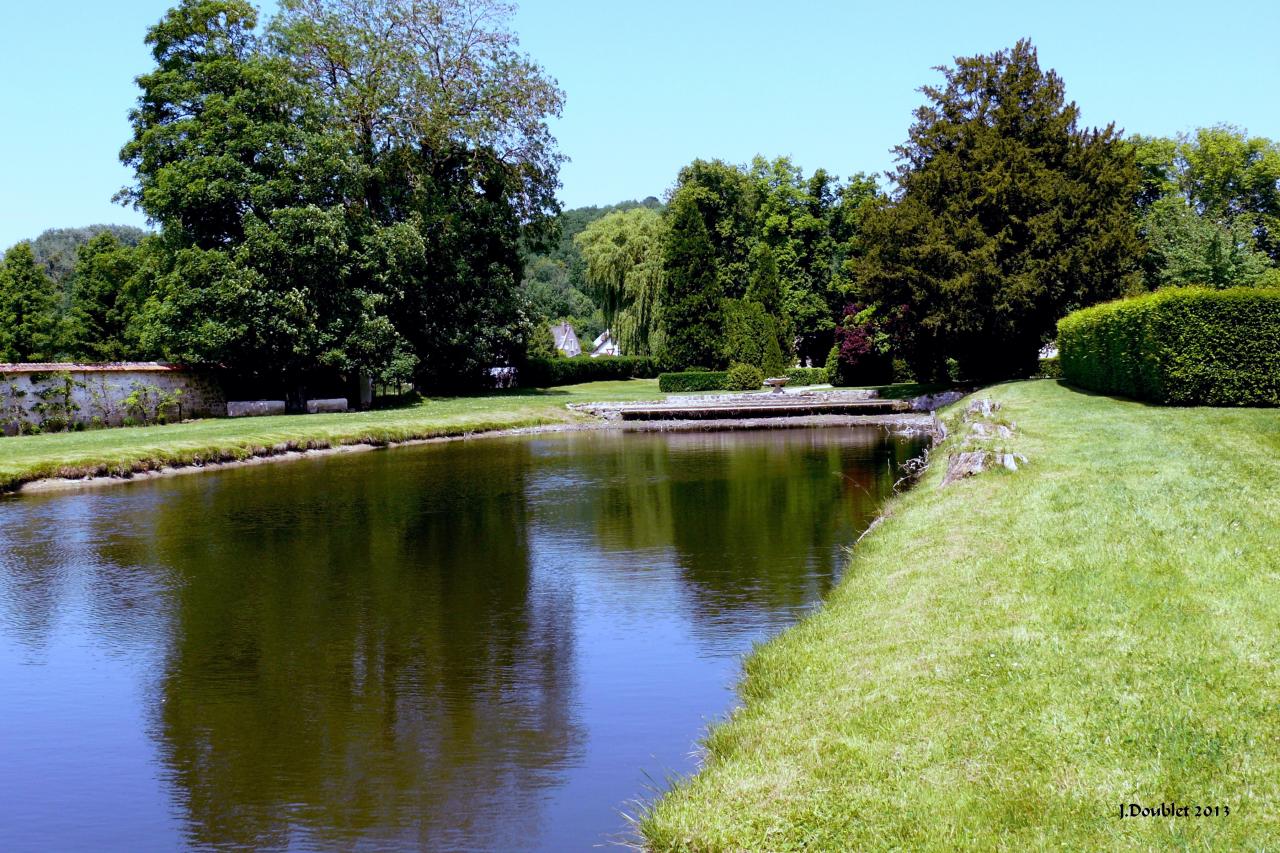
[618,400,909,421]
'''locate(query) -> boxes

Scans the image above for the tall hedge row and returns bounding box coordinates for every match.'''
[785,367,831,385]
[1057,287,1280,406]
[658,371,730,392]
[521,356,659,387]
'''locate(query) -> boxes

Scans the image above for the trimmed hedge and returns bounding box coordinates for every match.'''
[1036,357,1061,379]
[522,356,658,387]
[1057,287,1280,405]
[785,366,830,385]
[658,371,729,393]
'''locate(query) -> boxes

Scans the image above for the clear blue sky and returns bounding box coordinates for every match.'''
[3,0,1278,249]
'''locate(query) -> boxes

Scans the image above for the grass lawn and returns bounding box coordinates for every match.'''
[641,379,1280,850]
[0,379,672,492]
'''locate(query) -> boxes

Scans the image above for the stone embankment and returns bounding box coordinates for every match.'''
[940,397,1028,485]
[570,388,964,434]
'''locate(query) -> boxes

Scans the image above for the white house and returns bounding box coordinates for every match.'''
[590,329,621,358]
[550,322,581,357]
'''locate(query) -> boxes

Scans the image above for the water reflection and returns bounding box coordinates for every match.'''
[0,427,923,851]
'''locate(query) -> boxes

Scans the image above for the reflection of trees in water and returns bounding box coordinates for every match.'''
[0,428,923,850]
[0,499,74,648]
[6,442,581,851]
[537,429,926,624]
[0,494,174,654]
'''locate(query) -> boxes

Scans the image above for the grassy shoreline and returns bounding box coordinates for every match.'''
[641,379,1280,850]
[0,379,937,494]
[0,380,672,493]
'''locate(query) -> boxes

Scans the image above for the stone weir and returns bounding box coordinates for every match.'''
[567,389,956,430]
[618,398,908,421]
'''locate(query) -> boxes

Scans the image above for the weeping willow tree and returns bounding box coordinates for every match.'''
[574,207,665,355]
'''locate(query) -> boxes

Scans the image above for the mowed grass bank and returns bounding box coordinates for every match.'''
[642,380,1280,850]
[0,379,670,492]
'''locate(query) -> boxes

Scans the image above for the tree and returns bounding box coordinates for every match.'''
[1176,126,1280,261]
[669,159,757,301]
[29,225,147,288]
[0,243,63,361]
[67,232,150,360]
[269,0,564,222]
[119,0,341,249]
[722,298,786,375]
[661,192,722,368]
[360,143,530,388]
[855,40,1144,381]
[267,0,565,387]
[1131,128,1280,286]
[575,207,666,355]
[747,157,834,359]
[120,0,415,394]
[1140,199,1276,288]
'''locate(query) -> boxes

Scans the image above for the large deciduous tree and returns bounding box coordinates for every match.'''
[119,0,564,392]
[119,0,342,249]
[1131,128,1280,288]
[119,0,383,397]
[267,0,565,387]
[855,39,1144,381]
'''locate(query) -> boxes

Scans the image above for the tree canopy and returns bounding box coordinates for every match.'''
[575,207,665,355]
[853,39,1144,381]
[0,243,64,362]
[112,0,565,395]
[26,225,147,287]
[1132,128,1280,289]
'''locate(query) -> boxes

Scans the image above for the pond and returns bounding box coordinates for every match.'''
[0,426,925,851]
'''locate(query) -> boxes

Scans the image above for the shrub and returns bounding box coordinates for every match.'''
[1037,356,1061,379]
[1057,286,1280,405]
[785,367,830,385]
[521,356,659,387]
[725,363,764,391]
[826,343,894,387]
[658,371,729,393]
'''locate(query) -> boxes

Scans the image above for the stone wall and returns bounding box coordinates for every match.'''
[0,363,226,434]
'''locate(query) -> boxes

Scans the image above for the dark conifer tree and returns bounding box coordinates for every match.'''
[661,193,723,369]
[855,39,1144,381]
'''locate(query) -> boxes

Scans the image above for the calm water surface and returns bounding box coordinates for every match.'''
[0,427,923,851]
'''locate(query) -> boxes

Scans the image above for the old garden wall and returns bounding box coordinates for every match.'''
[0,363,226,434]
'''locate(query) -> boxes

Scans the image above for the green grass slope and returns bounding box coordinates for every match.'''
[642,379,1280,851]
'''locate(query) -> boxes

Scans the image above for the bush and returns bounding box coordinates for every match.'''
[1036,356,1061,379]
[725,363,764,391]
[785,367,830,385]
[521,356,659,387]
[825,342,894,387]
[658,371,729,393]
[1057,287,1280,405]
